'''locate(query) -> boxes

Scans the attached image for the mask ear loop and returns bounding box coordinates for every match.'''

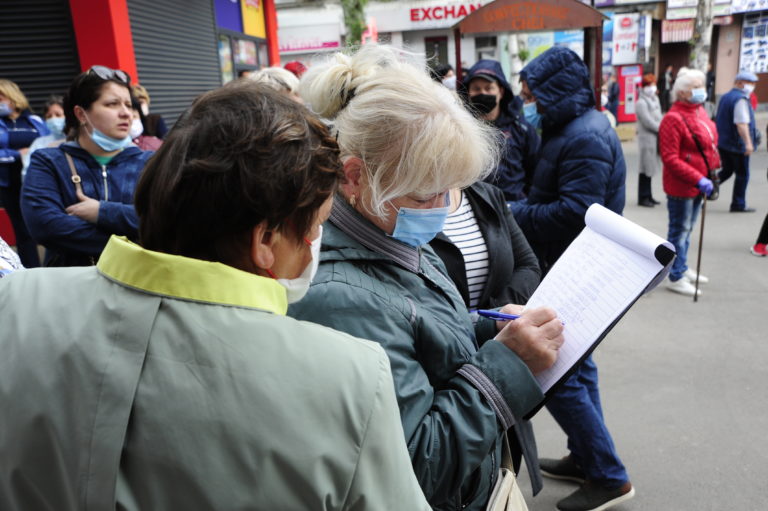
[265,268,277,279]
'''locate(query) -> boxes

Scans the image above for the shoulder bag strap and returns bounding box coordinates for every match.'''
[675,112,713,172]
[64,153,84,196]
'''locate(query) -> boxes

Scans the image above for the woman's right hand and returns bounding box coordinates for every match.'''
[495,307,564,374]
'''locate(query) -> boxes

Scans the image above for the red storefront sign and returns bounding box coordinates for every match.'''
[410,3,482,22]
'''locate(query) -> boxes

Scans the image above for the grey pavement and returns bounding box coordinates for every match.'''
[518,117,768,510]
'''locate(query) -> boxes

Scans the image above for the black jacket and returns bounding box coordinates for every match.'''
[430,182,541,309]
[429,181,544,494]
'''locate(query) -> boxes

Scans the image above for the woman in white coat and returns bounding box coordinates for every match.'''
[636,73,663,207]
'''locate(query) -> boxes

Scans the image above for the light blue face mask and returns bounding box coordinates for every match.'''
[689,88,707,104]
[0,102,12,117]
[390,194,450,247]
[46,117,65,137]
[523,101,542,129]
[84,113,132,152]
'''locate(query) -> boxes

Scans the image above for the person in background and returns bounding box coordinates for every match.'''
[661,64,674,113]
[131,84,168,139]
[635,73,663,207]
[431,63,456,90]
[465,59,540,202]
[0,79,47,268]
[659,68,719,297]
[606,72,620,120]
[510,46,634,511]
[22,66,153,266]
[22,95,67,178]
[428,181,544,494]
[130,95,162,151]
[290,45,564,510]
[0,234,22,277]
[715,71,759,213]
[248,67,302,103]
[751,211,768,256]
[284,60,308,78]
[0,81,430,510]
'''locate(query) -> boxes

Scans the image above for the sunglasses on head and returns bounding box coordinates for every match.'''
[88,65,130,84]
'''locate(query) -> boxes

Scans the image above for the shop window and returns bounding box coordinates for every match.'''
[475,35,498,61]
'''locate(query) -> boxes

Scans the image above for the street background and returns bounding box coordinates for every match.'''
[518,114,768,510]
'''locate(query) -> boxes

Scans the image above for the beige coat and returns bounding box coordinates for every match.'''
[636,91,663,177]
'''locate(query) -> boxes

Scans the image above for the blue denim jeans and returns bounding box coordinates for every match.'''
[718,149,750,211]
[545,355,629,488]
[666,195,703,282]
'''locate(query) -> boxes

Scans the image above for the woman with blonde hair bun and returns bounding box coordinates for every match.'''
[289,45,564,510]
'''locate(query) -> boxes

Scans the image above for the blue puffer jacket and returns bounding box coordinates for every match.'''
[21,142,153,266]
[511,47,626,273]
[465,60,541,201]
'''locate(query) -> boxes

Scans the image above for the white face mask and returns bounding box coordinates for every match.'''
[129,118,144,139]
[277,225,322,304]
[743,83,755,95]
[140,103,149,116]
[601,93,608,107]
[442,75,457,90]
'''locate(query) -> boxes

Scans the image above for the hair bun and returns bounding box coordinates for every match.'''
[300,52,356,119]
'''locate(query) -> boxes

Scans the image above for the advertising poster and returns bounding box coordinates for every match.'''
[527,32,556,59]
[732,0,768,14]
[740,12,768,74]
[602,12,614,71]
[554,30,584,59]
[612,13,640,65]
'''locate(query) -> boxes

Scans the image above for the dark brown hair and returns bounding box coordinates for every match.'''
[63,69,131,140]
[134,81,342,271]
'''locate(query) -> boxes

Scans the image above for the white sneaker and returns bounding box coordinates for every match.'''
[684,268,709,284]
[667,278,701,296]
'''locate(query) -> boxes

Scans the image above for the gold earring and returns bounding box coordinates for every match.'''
[349,195,356,207]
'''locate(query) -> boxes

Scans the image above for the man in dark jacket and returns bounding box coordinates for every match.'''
[509,47,634,511]
[465,60,540,201]
[715,70,759,212]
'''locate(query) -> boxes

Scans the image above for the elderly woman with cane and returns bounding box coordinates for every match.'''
[659,68,720,297]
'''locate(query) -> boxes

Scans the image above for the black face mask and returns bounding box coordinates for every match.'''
[469,94,498,115]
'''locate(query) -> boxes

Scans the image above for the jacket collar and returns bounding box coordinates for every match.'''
[328,196,420,273]
[97,236,288,314]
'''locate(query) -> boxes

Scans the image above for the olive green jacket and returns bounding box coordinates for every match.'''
[0,236,429,510]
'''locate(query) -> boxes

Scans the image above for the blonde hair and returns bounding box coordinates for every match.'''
[300,45,498,217]
[132,84,150,105]
[248,67,300,94]
[0,79,30,112]
[672,68,705,102]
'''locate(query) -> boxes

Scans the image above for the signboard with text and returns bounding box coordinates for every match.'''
[369,0,491,32]
[612,13,640,65]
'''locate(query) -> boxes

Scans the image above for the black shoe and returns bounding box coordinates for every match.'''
[730,207,756,213]
[557,481,636,511]
[539,456,586,484]
[650,197,661,205]
[638,198,655,207]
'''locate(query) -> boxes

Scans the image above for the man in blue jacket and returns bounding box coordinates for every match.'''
[465,59,540,201]
[715,71,759,212]
[509,46,634,511]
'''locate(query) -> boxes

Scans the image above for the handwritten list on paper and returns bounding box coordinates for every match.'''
[526,228,663,392]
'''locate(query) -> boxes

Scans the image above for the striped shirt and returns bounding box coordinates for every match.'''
[443,193,489,309]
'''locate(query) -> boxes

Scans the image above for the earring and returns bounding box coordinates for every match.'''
[349,195,356,207]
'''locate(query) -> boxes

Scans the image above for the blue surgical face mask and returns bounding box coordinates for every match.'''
[390,195,450,247]
[0,102,12,117]
[46,117,65,137]
[689,88,707,104]
[523,101,542,128]
[84,113,132,152]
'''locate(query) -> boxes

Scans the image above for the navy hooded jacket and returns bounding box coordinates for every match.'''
[465,60,540,201]
[510,47,626,273]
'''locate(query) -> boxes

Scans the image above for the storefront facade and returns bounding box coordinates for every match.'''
[0,0,279,125]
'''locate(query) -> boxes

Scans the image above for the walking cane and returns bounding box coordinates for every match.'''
[693,193,707,303]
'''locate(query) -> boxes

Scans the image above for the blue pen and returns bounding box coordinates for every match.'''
[477,309,520,321]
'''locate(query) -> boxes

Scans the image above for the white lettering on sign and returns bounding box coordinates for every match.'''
[410,3,482,22]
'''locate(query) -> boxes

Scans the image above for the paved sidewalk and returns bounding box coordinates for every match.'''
[519,124,768,510]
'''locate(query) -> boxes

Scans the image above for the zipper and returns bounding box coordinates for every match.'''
[101,164,109,201]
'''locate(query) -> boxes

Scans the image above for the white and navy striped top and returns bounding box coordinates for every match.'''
[443,192,489,309]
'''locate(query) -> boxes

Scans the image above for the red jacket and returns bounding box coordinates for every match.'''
[659,101,720,198]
